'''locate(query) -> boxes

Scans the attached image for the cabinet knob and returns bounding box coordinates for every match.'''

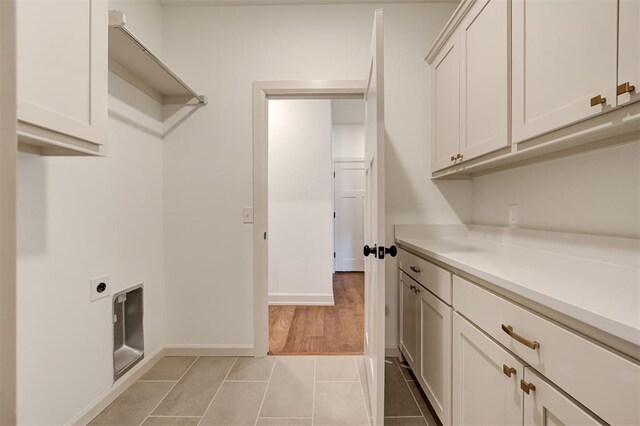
[617,82,636,96]
[502,364,516,378]
[520,379,536,394]
[590,94,606,107]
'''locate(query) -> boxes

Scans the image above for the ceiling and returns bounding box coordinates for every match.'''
[160,0,458,6]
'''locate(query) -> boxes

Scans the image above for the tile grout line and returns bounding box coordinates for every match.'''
[196,357,238,426]
[138,356,200,426]
[311,356,317,426]
[147,415,202,418]
[224,379,269,383]
[393,357,428,425]
[254,356,278,426]
[353,356,371,426]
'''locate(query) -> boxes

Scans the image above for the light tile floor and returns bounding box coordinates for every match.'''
[90,356,438,426]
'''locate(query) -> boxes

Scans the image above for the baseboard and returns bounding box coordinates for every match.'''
[385,345,400,358]
[268,293,335,306]
[67,346,166,426]
[163,344,255,357]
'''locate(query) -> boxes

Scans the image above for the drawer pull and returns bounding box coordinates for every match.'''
[590,94,606,107]
[520,379,536,394]
[617,82,635,95]
[502,364,516,378]
[409,266,422,273]
[501,324,540,350]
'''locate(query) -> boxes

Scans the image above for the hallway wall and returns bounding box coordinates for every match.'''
[268,100,334,305]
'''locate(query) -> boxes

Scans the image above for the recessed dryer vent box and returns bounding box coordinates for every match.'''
[113,284,144,381]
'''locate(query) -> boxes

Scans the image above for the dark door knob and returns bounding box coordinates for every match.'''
[363,245,377,257]
[378,245,398,259]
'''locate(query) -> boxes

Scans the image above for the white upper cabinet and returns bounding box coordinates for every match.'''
[460,0,509,159]
[431,36,461,171]
[617,0,640,107]
[16,0,107,155]
[511,0,618,143]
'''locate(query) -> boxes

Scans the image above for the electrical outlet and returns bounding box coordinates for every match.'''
[243,207,254,224]
[90,275,111,302]
[508,205,519,226]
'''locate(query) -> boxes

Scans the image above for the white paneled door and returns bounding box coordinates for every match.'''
[363,9,391,426]
[334,161,365,272]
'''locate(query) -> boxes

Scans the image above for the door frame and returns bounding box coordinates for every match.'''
[252,80,366,356]
[332,158,365,272]
[0,0,17,422]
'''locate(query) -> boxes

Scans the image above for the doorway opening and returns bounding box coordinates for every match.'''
[266,98,366,356]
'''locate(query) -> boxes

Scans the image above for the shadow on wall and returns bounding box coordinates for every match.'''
[16,152,47,257]
[433,179,473,224]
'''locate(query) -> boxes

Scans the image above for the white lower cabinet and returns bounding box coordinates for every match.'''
[452,312,523,425]
[399,272,419,369]
[522,368,602,426]
[398,250,637,426]
[418,285,452,425]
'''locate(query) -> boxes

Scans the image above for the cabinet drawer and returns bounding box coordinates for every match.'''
[398,249,452,305]
[454,275,640,426]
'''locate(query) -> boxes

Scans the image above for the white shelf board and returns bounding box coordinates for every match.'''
[108,10,207,105]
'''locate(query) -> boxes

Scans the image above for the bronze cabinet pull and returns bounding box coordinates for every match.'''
[520,379,536,394]
[456,153,464,160]
[501,324,540,350]
[617,82,636,96]
[502,364,517,378]
[590,94,606,106]
[450,155,456,162]
[409,266,421,273]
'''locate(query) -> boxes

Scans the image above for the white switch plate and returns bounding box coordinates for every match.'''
[243,207,254,224]
[90,275,111,302]
[508,205,519,226]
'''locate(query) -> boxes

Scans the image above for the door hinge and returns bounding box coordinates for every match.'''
[333,212,336,218]
[334,252,336,258]
[333,172,335,178]
[263,232,267,240]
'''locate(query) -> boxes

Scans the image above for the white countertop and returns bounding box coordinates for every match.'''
[396,236,640,348]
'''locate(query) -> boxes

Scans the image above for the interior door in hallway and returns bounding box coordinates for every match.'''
[334,161,365,272]
[363,9,388,426]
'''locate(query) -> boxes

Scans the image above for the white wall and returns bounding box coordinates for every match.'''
[16,1,165,424]
[161,3,468,349]
[268,100,334,304]
[332,125,365,159]
[472,141,640,238]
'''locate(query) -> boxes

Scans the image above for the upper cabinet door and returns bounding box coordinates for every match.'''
[17,0,107,151]
[617,0,640,107]
[511,0,617,143]
[431,35,461,172]
[459,0,509,160]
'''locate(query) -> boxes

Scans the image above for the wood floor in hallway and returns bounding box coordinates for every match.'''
[269,272,364,355]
